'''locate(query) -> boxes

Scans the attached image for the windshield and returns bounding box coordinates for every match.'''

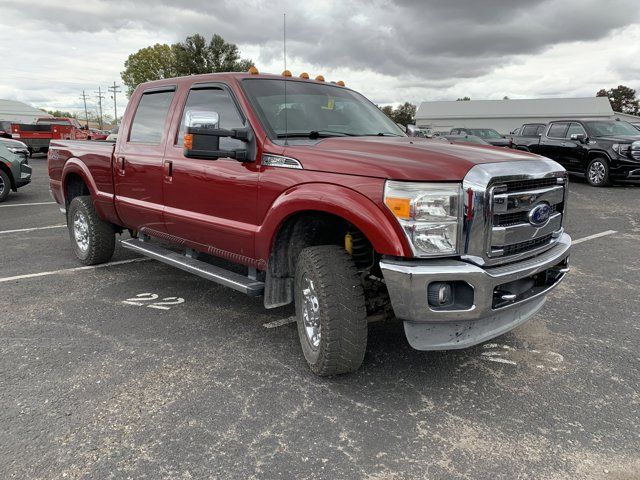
[584,120,639,137]
[469,128,501,138]
[241,78,404,140]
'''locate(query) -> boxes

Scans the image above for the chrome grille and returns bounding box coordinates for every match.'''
[462,159,568,267]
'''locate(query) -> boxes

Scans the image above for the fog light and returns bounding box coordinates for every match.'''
[428,282,453,307]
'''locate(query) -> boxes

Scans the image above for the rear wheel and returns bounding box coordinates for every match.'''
[587,157,611,187]
[67,196,115,265]
[0,170,10,202]
[294,245,368,376]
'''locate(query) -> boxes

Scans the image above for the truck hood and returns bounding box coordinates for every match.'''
[283,136,541,181]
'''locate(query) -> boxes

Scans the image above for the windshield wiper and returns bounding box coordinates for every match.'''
[362,132,403,137]
[276,130,355,139]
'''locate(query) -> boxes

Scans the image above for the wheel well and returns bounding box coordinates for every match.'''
[263,211,377,309]
[587,151,610,163]
[64,173,90,209]
[0,162,16,190]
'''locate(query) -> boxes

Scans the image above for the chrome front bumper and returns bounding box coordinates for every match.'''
[380,233,571,350]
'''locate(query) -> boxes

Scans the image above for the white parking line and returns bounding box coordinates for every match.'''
[0,258,151,284]
[263,317,296,329]
[0,224,66,235]
[572,230,617,245]
[0,201,56,208]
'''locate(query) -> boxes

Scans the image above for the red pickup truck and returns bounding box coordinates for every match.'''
[13,117,89,155]
[48,71,571,375]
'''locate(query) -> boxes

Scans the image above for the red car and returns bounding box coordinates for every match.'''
[48,71,571,375]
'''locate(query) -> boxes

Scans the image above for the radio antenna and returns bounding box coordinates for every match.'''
[283,12,288,146]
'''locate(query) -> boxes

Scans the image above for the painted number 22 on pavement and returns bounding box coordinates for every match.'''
[123,293,185,310]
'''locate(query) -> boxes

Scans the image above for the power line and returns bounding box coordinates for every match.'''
[79,90,90,129]
[94,87,105,129]
[108,81,122,127]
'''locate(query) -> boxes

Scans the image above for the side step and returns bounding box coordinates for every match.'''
[121,238,264,296]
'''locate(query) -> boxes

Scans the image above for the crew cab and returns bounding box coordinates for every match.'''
[12,117,89,155]
[511,119,640,186]
[48,71,571,375]
[509,123,547,151]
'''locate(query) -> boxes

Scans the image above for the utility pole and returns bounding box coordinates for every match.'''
[108,81,121,126]
[95,86,105,129]
[79,90,90,129]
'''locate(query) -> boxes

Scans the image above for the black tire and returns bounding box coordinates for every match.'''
[67,196,115,265]
[586,157,611,187]
[0,169,10,202]
[294,245,367,376]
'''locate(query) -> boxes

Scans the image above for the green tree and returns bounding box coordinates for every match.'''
[393,102,417,126]
[456,96,471,101]
[596,85,639,115]
[40,109,76,118]
[121,43,177,96]
[121,34,254,96]
[378,103,417,126]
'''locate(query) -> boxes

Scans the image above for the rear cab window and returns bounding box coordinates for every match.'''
[128,89,176,144]
[547,123,569,138]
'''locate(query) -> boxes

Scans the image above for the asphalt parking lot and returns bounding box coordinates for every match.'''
[1,156,639,479]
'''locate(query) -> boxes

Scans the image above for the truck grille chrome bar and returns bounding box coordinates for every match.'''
[462,159,568,267]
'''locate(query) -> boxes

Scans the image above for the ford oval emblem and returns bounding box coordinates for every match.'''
[528,202,551,227]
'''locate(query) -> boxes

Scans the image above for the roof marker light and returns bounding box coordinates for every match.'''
[315,75,325,82]
[248,66,259,75]
[299,72,309,79]
[337,80,345,87]
[282,70,292,77]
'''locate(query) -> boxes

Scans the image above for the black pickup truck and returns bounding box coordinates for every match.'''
[511,119,640,186]
[509,123,546,151]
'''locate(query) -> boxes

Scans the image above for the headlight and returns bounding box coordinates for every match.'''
[384,181,462,257]
[612,143,630,156]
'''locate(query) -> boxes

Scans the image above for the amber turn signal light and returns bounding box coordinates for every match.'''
[384,197,411,219]
[184,133,193,150]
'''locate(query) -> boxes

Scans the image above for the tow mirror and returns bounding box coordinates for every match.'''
[183,110,252,161]
[570,133,586,143]
[406,124,424,137]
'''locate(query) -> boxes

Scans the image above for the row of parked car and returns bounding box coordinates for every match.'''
[0,136,31,202]
[420,120,640,187]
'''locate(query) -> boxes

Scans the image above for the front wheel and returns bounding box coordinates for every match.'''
[0,170,10,202]
[294,245,368,376]
[67,196,115,265]
[587,158,611,187]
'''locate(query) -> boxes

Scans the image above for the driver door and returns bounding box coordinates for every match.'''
[162,83,259,260]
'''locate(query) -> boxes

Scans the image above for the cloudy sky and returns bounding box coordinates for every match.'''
[1,0,640,120]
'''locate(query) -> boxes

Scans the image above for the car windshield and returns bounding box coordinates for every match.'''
[584,120,639,137]
[241,78,404,140]
[469,128,501,138]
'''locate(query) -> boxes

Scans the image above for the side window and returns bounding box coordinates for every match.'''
[547,123,568,138]
[176,87,245,148]
[522,125,537,136]
[566,122,586,138]
[536,125,545,135]
[128,90,175,144]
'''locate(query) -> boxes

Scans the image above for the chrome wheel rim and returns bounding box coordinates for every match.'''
[589,161,606,184]
[0,174,5,196]
[73,211,90,252]
[301,276,321,348]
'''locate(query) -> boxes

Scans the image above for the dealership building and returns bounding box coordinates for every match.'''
[415,97,640,134]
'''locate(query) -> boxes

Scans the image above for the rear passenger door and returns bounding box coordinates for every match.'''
[538,122,568,162]
[114,86,176,232]
[559,122,588,172]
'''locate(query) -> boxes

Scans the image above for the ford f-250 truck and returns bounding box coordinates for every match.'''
[48,70,571,376]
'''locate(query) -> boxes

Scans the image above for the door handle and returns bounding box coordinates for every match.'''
[163,160,173,182]
[116,156,125,175]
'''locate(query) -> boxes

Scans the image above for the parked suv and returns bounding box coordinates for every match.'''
[449,128,511,147]
[0,138,32,202]
[511,119,640,186]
